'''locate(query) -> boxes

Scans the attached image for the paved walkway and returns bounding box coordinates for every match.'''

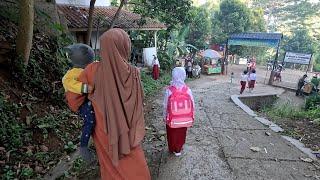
[143,74,320,180]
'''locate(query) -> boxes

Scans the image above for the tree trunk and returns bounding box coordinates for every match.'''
[268,70,276,85]
[109,0,127,29]
[16,0,34,65]
[86,0,96,45]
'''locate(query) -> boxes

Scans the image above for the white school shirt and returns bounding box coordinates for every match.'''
[240,74,248,82]
[152,58,160,67]
[248,73,257,81]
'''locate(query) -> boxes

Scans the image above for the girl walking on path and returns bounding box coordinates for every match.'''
[163,67,195,156]
[66,28,150,180]
[240,70,248,94]
[248,69,257,93]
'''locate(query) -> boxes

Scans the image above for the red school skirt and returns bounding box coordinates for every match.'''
[166,125,187,153]
[152,64,160,80]
[249,80,256,88]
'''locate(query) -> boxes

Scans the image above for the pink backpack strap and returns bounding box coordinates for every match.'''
[168,86,177,93]
[169,85,189,93]
[181,85,188,93]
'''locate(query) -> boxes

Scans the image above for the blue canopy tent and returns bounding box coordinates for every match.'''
[224,32,283,84]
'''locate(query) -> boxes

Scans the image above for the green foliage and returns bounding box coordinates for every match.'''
[111,0,119,6]
[158,51,172,70]
[305,95,320,110]
[0,92,23,149]
[131,0,192,30]
[210,0,266,56]
[2,168,15,180]
[71,157,86,173]
[20,167,34,179]
[0,91,80,179]
[166,27,197,61]
[283,29,315,54]
[219,0,251,33]
[11,26,72,106]
[263,102,320,121]
[140,71,171,97]
[250,0,320,67]
[0,2,19,24]
[250,8,266,32]
[186,6,212,49]
[280,28,320,69]
[64,141,77,153]
[130,0,193,64]
[314,64,320,72]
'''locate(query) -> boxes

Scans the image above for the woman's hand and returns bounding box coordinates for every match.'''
[88,85,94,94]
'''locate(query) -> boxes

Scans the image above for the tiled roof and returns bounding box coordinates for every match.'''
[230,32,283,40]
[57,5,167,31]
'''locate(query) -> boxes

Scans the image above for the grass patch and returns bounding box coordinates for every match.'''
[141,70,171,97]
[261,101,320,121]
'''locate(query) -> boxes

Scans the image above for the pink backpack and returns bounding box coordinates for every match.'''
[166,85,194,128]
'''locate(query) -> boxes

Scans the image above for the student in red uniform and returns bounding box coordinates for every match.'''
[248,69,257,93]
[152,55,160,80]
[163,67,195,156]
[240,70,248,94]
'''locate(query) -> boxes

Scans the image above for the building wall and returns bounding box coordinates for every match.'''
[56,0,110,6]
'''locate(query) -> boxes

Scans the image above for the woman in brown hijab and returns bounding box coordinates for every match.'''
[66,28,150,179]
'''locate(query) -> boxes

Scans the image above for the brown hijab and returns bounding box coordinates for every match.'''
[92,28,145,165]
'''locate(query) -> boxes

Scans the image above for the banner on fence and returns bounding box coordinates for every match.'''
[283,52,312,65]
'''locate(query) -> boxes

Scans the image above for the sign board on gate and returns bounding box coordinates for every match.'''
[283,52,312,65]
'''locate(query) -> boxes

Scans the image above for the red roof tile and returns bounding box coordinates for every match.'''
[57,5,167,31]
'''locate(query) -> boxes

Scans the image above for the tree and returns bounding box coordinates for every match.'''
[211,0,252,45]
[283,29,315,54]
[250,8,266,32]
[109,0,127,29]
[250,0,320,34]
[218,0,251,36]
[167,26,197,61]
[16,0,34,65]
[131,0,192,31]
[211,0,266,56]
[86,0,96,45]
[130,0,192,49]
[186,6,211,49]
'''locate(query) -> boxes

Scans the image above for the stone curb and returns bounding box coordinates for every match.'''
[231,94,318,161]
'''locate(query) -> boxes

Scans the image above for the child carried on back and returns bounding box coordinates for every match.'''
[62,43,95,162]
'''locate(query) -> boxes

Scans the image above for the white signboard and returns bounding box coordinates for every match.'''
[143,47,157,67]
[283,52,312,65]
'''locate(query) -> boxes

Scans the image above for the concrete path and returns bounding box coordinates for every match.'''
[143,74,320,180]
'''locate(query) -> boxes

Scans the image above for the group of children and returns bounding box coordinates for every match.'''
[240,69,257,94]
[62,43,195,161]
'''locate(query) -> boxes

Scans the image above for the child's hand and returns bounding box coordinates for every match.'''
[88,85,94,94]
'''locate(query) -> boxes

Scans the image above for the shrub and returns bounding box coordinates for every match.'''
[305,95,320,110]
[140,71,171,97]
